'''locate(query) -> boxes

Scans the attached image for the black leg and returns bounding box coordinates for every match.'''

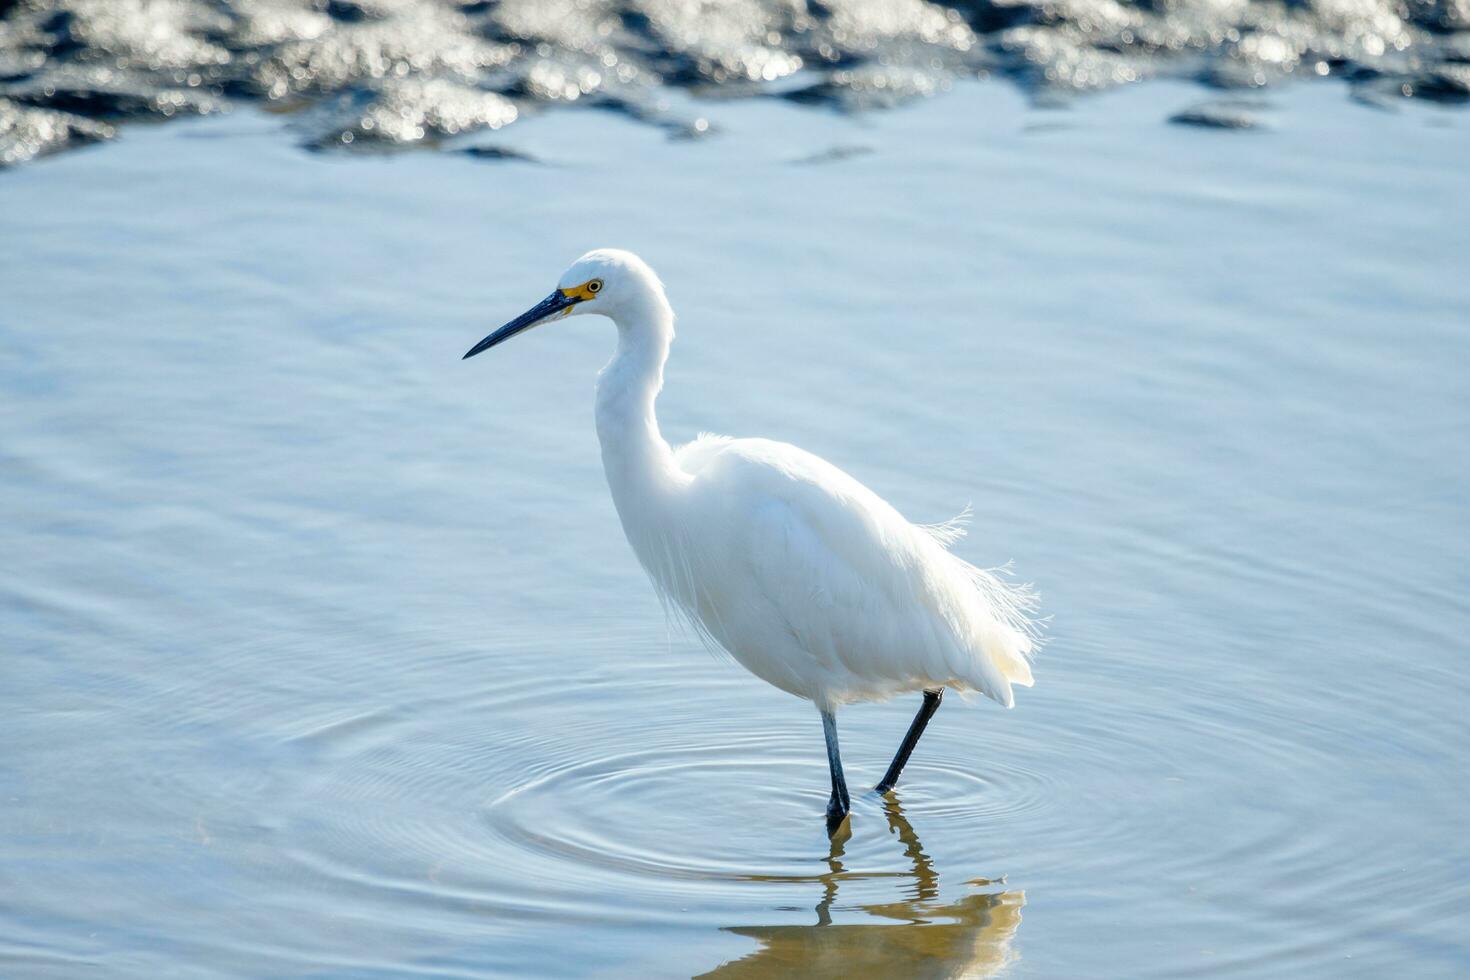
[874,688,943,794]
[821,708,850,835]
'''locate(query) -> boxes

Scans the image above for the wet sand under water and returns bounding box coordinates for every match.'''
[1,81,1468,977]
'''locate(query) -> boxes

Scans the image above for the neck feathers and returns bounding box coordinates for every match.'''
[595,288,684,514]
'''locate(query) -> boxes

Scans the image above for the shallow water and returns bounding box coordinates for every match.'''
[2,81,1469,977]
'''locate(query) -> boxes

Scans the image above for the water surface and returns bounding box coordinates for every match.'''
[4,0,1469,165]
[2,81,1468,977]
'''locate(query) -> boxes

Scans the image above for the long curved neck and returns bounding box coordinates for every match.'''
[595,291,685,519]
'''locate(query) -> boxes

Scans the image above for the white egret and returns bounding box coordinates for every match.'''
[464,249,1041,833]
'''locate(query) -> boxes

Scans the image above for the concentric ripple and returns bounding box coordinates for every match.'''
[481,738,1057,888]
[263,655,1055,943]
[120,593,1470,979]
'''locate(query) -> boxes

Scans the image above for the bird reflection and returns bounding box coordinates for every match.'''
[697,796,1024,979]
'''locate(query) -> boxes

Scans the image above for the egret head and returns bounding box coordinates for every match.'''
[463,249,665,360]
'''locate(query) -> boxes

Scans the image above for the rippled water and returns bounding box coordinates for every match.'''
[2,82,1468,977]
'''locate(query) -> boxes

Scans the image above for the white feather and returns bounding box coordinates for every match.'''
[563,249,1043,712]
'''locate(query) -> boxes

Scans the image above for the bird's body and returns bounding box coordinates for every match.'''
[623,432,1035,708]
[466,249,1041,832]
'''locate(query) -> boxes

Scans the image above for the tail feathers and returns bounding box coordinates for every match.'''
[952,556,1043,708]
[995,632,1035,687]
[973,623,1033,709]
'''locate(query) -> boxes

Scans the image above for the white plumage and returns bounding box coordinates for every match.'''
[649,434,1036,707]
[465,248,1042,832]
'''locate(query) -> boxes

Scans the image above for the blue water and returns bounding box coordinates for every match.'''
[2,80,1468,977]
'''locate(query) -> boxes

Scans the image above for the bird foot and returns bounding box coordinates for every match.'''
[825,798,850,836]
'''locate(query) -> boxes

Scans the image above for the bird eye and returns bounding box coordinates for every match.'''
[587,280,603,294]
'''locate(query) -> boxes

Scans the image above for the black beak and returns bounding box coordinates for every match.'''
[463,290,577,360]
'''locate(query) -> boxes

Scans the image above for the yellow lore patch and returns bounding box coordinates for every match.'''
[560,278,603,303]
